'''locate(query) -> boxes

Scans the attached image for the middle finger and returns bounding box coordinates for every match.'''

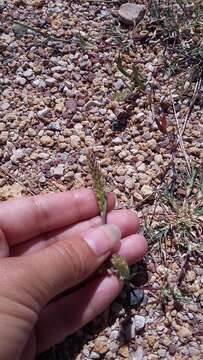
[11,209,140,256]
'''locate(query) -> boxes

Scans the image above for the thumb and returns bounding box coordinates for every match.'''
[22,224,121,305]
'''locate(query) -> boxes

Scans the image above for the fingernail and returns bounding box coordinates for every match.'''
[84,224,121,257]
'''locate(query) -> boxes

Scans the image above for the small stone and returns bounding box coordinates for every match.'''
[10,148,25,164]
[45,77,57,86]
[0,131,8,144]
[93,338,108,354]
[47,121,60,131]
[186,270,196,282]
[33,65,43,75]
[23,69,33,77]
[0,100,10,111]
[118,345,129,358]
[130,289,144,307]
[154,154,163,164]
[137,163,146,172]
[189,346,200,356]
[148,139,157,149]
[70,135,80,147]
[141,184,153,196]
[50,165,64,178]
[40,135,54,147]
[133,315,145,331]
[39,175,46,183]
[54,99,64,112]
[109,342,119,353]
[84,100,100,111]
[148,335,156,347]
[16,75,27,85]
[178,327,192,342]
[132,346,143,360]
[33,78,46,89]
[125,175,134,190]
[138,173,151,185]
[37,107,51,119]
[85,136,95,146]
[114,79,125,90]
[169,343,177,355]
[90,351,100,359]
[116,165,126,176]
[157,349,167,357]
[112,137,122,145]
[118,3,146,25]
[27,128,36,137]
[66,99,77,113]
[0,183,24,200]
[67,64,74,72]
[133,189,143,201]
[32,0,45,8]
[110,330,119,340]
[160,335,171,347]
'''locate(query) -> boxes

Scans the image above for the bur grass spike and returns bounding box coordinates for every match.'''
[86,150,107,224]
[111,254,135,281]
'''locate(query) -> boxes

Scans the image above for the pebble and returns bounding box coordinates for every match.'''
[70,135,81,147]
[168,343,177,355]
[130,289,144,307]
[141,184,153,196]
[0,100,10,111]
[178,327,192,342]
[39,175,46,183]
[112,136,123,145]
[132,346,143,360]
[148,335,156,347]
[110,330,119,340]
[0,183,24,200]
[137,163,146,172]
[133,315,146,332]
[93,337,108,354]
[67,64,74,72]
[124,175,134,190]
[47,121,61,131]
[90,351,100,359]
[160,335,171,347]
[139,173,151,185]
[33,78,46,89]
[85,136,95,146]
[154,154,163,164]
[157,348,167,357]
[23,69,33,77]
[45,77,57,86]
[37,107,51,119]
[186,270,196,282]
[116,165,126,176]
[10,149,25,164]
[114,79,125,90]
[16,76,27,85]
[40,135,54,147]
[50,165,64,178]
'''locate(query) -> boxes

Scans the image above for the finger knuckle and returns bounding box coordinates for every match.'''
[52,240,89,282]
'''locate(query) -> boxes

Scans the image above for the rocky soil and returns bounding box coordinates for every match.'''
[0,1,202,359]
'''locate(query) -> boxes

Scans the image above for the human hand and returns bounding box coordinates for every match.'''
[0,188,147,359]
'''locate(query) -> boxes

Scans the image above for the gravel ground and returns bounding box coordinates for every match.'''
[0,1,202,359]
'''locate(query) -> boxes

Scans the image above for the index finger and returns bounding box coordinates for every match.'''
[0,189,115,246]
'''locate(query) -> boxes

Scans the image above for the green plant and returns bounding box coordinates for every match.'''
[116,54,147,92]
[86,150,107,224]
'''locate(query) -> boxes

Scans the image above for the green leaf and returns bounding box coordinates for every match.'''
[116,54,130,78]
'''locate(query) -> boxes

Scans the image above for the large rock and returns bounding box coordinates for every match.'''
[118,3,146,25]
